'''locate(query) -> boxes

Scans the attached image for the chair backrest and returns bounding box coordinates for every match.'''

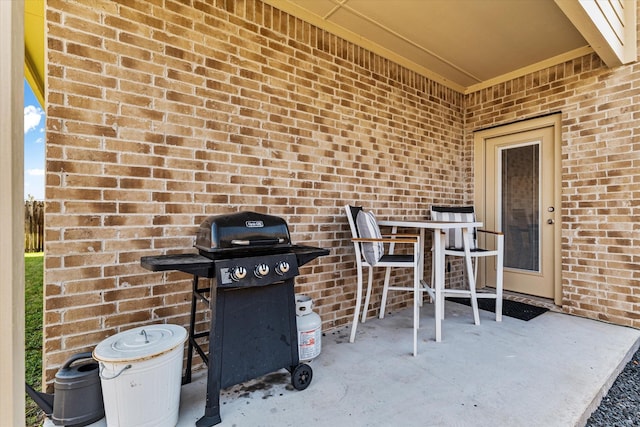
[345,205,363,238]
[430,206,477,250]
[344,205,384,265]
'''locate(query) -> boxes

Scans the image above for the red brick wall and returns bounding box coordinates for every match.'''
[44,0,466,382]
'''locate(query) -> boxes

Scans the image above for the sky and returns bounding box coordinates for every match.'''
[24,79,45,200]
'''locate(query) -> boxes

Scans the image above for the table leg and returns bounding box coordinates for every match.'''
[418,229,425,279]
[417,228,425,306]
[434,229,444,342]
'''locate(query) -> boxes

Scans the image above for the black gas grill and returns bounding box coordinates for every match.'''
[140,211,328,427]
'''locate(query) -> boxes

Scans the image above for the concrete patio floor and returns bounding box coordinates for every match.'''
[49,299,640,427]
[177,301,640,427]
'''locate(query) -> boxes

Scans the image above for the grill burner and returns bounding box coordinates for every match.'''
[140,211,328,426]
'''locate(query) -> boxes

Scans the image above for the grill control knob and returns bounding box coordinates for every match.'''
[275,261,290,275]
[230,266,247,281]
[254,263,270,278]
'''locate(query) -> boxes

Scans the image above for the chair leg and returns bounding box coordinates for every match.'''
[418,229,425,308]
[362,266,374,323]
[495,235,504,322]
[463,230,480,326]
[379,266,392,319]
[440,256,447,321]
[467,262,480,326]
[349,264,365,343]
[413,261,420,357]
[473,257,478,285]
[430,230,445,342]
[430,253,435,303]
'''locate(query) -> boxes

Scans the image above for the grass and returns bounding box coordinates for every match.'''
[25,252,44,427]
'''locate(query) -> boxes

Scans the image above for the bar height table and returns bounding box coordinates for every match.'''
[377,219,482,343]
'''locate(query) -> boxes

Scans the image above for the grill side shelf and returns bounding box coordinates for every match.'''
[291,246,330,266]
[140,254,216,278]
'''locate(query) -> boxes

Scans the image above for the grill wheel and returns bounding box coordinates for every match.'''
[291,363,313,391]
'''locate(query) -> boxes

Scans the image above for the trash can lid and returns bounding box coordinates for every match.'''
[93,324,187,363]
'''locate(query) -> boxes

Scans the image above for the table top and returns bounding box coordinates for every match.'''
[378,219,482,229]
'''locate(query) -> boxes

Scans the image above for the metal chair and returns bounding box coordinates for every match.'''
[430,205,504,323]
[344,205,430,356]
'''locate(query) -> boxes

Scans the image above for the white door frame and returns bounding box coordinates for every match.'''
[473,114,562,305]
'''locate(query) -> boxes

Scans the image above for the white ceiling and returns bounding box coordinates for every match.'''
[264,0,592,93]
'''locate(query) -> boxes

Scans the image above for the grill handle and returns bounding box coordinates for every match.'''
[231,238,286,246]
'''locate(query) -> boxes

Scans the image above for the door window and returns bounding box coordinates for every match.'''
[501,143,540,272]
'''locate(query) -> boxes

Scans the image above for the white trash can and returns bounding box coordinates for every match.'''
[93,324,187,427]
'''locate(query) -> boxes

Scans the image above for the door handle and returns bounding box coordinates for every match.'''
[547,219,554,225]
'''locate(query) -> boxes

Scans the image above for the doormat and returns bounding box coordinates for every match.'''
[446,297,548,321]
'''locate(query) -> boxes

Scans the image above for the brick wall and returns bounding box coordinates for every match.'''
[44,0,466,383]
[465,53,640,325]
[44,0,640,385]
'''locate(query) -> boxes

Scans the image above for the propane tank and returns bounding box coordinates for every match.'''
[295,294,322,361]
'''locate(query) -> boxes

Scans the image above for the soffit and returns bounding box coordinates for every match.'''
[264,0,592,93]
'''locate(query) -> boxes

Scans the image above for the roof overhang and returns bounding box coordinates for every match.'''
[22,0,637,101]
[24,0,44,106]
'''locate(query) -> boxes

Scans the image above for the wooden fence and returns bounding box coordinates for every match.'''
[25,200,44,253]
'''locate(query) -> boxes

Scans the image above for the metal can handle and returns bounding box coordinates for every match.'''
[61,351,95,369]
[99,362,131,380]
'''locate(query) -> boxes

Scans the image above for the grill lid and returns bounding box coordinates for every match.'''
[195,211,291,253]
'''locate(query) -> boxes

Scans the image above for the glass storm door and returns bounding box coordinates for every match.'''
[484,126,556,299]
